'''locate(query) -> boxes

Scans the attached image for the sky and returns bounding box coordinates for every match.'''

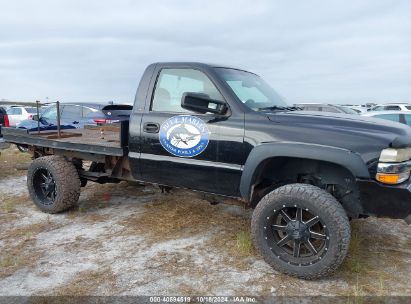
[0,0,410,105]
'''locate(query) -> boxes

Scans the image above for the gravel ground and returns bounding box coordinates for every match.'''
[0,148,410,296]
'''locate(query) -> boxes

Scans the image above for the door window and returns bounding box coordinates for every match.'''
[82,106,99,118]
[384,106,400,111]
[62,105,82,119]
[303,106,321,111]
[403,114,411,126]
[7,108,22,115]
[25,107,37,113]
[321,106,340,113]
[375,114,400,122]
[42,106,58,120]
[151,68,223,113]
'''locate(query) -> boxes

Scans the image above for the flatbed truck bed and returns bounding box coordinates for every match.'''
[2,122,128,157]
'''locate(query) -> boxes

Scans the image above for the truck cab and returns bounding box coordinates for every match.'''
[128,63,249,196]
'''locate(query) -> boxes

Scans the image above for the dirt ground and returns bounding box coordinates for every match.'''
[0,147,410,296]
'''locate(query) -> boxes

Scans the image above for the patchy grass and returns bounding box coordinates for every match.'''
[0,222,49,278]
[1,199,16,213]
[0,255,25,269]
[119,190,256,272]
[120,190,250,242]
[0,194,30,214]
[336,218,411,296]
[45,268,118,296]
[0,146,31,179]
[0,194,30,226]
[236,230,254,256]
[65,204,111,223]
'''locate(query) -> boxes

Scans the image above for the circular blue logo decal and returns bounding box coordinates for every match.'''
[159,115,210,157]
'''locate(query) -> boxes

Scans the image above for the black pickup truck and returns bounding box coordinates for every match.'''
[3,62,411,279]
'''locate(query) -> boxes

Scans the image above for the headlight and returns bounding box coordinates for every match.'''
[379,148,411,162]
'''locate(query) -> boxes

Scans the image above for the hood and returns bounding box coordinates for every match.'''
[266,111,411,162]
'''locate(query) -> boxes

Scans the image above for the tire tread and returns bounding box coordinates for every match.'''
[27,156,81,213]
[251,183,350,279]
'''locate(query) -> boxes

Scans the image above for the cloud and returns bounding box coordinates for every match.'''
[0,0,410,104]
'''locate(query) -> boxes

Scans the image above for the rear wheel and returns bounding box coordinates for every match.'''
[27,156,81,213]
[251,183,350,279]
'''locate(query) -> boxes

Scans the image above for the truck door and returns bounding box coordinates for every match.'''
[138,67,244,195]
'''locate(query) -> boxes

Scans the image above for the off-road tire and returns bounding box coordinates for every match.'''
[27,155,81,213]
[251,183,350,279]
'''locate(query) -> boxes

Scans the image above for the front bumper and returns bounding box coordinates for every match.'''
[357,179,411,220]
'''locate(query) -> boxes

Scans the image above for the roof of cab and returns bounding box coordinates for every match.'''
[153,62,253,73]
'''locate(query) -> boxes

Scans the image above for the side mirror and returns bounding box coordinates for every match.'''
[32,115,39,121]
[181,92,227,115]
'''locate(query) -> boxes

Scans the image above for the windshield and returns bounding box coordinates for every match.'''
[215,68,288,110]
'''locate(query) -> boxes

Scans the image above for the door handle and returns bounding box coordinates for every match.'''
[143,122,160,133]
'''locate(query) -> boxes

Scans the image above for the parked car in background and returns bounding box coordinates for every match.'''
[0,106,9,128]
[370,103,411,112]
[6,106,37,127]
[362,111,411,126]
[0,106,10,148]
[17,103,132,131]
[294,103,358,114]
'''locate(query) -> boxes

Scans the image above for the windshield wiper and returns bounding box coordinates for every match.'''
[257,106,302,112]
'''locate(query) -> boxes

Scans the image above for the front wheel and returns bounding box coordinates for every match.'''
[251,183,350,279]
[27,156,81,213]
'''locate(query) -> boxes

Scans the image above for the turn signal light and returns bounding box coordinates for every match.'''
[376,173,399,184]
[376,172,409,184]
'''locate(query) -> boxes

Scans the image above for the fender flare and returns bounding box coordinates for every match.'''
[240,142,370,200]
